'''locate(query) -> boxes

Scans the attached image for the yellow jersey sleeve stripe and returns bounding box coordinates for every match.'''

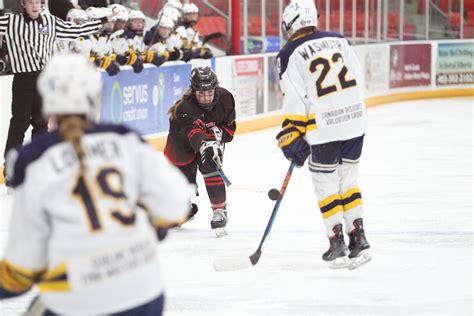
[42,263,68,281]
[37,280,71,293]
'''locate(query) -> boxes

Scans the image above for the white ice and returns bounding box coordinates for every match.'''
[0,97,473,315]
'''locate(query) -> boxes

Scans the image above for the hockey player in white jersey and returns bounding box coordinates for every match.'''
[276,0,370,270]
[0,54,192,315]
[175,3,213,59]
[145,14,189,62]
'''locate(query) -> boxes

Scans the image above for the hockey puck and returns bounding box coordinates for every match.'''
[268,188,280,201]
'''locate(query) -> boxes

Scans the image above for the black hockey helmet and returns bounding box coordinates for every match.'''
[21,0,45,5]
[190,66,219,91]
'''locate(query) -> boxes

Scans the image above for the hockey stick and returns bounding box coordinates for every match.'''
[213,157,232,186]
[201,32,224,46]
[213,161,297,272]
[146,12,164,50]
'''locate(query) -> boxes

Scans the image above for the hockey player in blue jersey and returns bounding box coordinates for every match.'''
[276,0,371,270]
[0,54,192,315]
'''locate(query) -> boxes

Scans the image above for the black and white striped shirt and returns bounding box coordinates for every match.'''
[0,12,106,73]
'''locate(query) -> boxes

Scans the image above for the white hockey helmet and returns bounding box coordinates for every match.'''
[158,14,175,29]
[281,0,318,39]
[161,7,180,24]
[183,3,199,14]
[164,0,183,11]
[182,3,199,15]
[38,54,102,120]
[66,9,88,24]
[128,9,145,21]
[86,7,106,21]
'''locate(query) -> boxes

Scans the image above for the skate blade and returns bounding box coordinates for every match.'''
[348,250,371,270]
[328,256,351,269]
[213,227,228,238]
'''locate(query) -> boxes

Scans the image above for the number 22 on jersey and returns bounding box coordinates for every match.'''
[310,52,357,98]
[73,167,136,232]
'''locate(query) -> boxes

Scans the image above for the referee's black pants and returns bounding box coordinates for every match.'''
[3,72,47,160]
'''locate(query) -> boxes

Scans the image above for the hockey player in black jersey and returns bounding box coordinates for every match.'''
[164,66,236,237]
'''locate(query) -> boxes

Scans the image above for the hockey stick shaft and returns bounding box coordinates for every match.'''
[249,161,296,264]
[213,161,296,271]
[146,12,164,50]
[213,158,232,186]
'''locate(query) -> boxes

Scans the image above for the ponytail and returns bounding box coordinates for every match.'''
[58,116,87,173]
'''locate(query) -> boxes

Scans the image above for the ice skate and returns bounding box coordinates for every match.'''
[211,209,228,237]
[174,204,198,229]
[322,224,350,269]
[185,203,199,223]
[347,219,371,270]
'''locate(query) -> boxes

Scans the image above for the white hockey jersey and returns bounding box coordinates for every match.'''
[150,33,183,54]
[277,31,367,145]
[175,25,202,48]
[2,124,191,314]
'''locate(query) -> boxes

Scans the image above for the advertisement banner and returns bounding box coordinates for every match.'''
[436,42,474,85]
[100,64,191,136]
[267,55,283,112]
[361,44,390,96]
[232,57,265,117]
[241,36,281,53]
[389,44,431,88]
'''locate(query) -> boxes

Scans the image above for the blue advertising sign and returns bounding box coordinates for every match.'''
[100,64,192,136]
[241,36,281,53]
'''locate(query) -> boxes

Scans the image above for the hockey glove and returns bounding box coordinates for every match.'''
[276,128,310,167]
[181,48,193,63]
[114,54,127,65]
[199,140,223,168]
[129,53,144,73]
[200,48,213,59]
[210,126,223,142]
[166,50,181,61]
[105,61,120,76]
[95,57,120,76]
[144,51,165,67]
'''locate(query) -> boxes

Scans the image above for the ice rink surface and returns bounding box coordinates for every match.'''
[1,97,473,315]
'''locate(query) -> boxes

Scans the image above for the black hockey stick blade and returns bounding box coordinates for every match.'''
[213,161,297,272]
[202,32,224,45]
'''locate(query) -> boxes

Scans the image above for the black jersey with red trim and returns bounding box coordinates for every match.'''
[164,87,236,166]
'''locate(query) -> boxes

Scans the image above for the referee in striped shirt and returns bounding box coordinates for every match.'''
[0,0,115,185]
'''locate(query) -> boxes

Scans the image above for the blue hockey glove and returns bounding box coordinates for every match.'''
[276,128,310,167]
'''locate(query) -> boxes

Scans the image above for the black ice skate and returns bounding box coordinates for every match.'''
[186,203,199,223]
[174,203,198,229]
[347,218,371,270]
[211,209,228,237]
[322,224,350,269]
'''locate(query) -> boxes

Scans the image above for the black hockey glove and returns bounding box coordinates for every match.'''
[199,140,223,167]
[181,48,193,63]
[276,128,310,167]
[167,49,181,61]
